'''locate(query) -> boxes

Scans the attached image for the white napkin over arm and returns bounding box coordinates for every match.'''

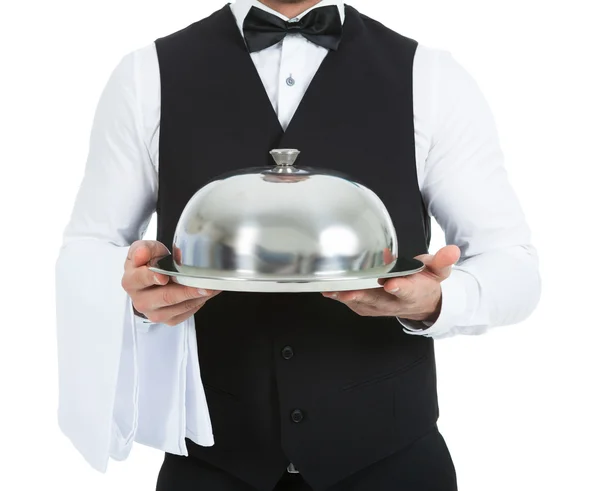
[54,50,214,471]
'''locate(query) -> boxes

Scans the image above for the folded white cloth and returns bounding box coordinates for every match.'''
[55,239,214,472]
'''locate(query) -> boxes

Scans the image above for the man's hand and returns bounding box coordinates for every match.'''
[322,245,461,323]
[121,240,221,326]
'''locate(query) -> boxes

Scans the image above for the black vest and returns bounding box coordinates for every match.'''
[155,5,438,491]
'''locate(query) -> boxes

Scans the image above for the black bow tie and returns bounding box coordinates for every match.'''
[242,5,343,53]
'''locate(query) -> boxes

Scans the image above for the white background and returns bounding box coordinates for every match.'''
[1,0,598,489]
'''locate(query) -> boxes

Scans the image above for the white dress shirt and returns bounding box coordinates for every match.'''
[54,0,541,473]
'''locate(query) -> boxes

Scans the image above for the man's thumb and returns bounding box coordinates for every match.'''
[426,245,461,279]
[128,240,170,268]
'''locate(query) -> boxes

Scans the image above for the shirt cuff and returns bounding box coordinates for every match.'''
[135,315,153,325]
[129,297,160,332]
[397,268,479,339]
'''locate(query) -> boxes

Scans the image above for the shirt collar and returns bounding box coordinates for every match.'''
[229,0,345,37]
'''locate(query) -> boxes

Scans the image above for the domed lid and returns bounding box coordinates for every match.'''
[150,149,425,292]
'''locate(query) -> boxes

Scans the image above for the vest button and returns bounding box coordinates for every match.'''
[281,346,294,360]
[291,409,304,423]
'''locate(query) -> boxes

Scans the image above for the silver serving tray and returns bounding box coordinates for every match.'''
[149,255,425,293]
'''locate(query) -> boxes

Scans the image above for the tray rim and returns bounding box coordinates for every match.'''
[147,255,425,292]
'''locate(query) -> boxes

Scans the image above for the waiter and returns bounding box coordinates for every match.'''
[54,1,541,490]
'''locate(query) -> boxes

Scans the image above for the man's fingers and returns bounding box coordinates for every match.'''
[166,304,204,327]
[323,288,398,310]
[135,283,219,312]
[143,288,222,325]
[123,263,169,291]
[146,297,207,325]
[382,277,413,297]
[344,290,379,307]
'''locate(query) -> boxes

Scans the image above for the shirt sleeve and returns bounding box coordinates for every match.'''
[397,47,541,339]
[54,44,159,469]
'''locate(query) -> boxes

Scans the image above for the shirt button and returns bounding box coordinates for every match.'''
[291,409,304,423]
[281,346,294,360]
[286,75,296,87]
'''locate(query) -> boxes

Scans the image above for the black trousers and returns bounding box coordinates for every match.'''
[156,428,457,491]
